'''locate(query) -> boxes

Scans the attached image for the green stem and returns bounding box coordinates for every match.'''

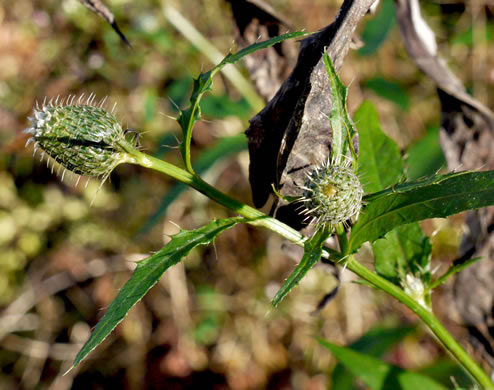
[127,148,493,390]
[125,148,339,258]
[345,257,494,390]
[335,223,349,255]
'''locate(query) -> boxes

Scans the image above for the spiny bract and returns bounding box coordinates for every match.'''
[25,94,134,180]
[300,158,363,228]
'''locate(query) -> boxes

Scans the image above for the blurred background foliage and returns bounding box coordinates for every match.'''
[0,0,492,389]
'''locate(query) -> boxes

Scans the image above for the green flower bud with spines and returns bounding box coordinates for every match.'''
[300,157,363,229]
[25,95,136,181]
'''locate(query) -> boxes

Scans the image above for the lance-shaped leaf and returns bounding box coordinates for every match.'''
[349,170,494,252]
[72,217,244,369]
[355,100,403,193]
[272,225,331,307]
[177,31,309,173]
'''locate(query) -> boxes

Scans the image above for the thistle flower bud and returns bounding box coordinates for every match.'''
[300,158,363,228]
[25,95,135,181]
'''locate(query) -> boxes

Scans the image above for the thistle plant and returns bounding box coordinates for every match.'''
[24,35,494,390]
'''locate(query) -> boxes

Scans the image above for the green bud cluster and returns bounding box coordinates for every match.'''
[25,95,135,180]
[300,158,363,228]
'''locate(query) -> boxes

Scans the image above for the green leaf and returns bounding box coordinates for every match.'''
[355,102,431,285]
[348,326,416,357]
[319,339,448,390]
[349,170,494,252]
[365,77,410,111]
[355,100,404,194]
[72,217,244,369]
[406,126,446,180]
[358,0,396,56]
[331,326,415,390]
[428,257,481,291]
[372,223,431,284]
[139,134,248,234]
[215,31,309,70]
[177,31,309,172]
[272,225,331,307]
[323,51,357,165]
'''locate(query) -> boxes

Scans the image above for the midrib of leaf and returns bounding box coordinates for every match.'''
[349,172,494,250]
[371,183,491,219]
[71,217,244,369]
[362,170,471,202]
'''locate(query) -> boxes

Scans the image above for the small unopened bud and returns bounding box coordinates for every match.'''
[300,158,363,228]
[403,274,428,308]
[25,94,135,181]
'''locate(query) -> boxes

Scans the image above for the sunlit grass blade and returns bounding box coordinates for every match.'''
[272,225,331,307]
[349,170,494,252]
[71,217,245,369]
[163,5,264,111]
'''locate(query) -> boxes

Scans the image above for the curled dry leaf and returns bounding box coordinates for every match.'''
[244,0,374,229]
